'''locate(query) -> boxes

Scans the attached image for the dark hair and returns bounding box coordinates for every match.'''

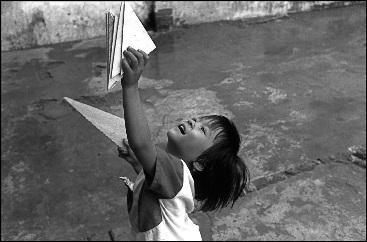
[191,115,250,212]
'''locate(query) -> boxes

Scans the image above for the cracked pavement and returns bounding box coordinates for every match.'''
[1,5,366,241]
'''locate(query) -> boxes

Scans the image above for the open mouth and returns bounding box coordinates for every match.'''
[178,124,185,134]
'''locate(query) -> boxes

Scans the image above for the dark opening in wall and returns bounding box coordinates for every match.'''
[142,1,174,32]
[142,1,157,32]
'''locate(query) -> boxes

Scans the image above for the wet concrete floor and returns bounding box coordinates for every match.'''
[1,5,366,241]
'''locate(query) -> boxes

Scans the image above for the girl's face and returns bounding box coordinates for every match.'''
[167,118,219,161]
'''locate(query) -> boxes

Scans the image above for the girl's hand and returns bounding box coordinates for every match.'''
[117,138,142,174]
[121,46,149,88]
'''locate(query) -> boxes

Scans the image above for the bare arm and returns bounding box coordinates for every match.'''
[121,47,157,179]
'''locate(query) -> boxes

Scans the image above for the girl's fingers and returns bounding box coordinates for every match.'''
[123,139,131,151]
[118,145,127,153]
[138,49,149,66]
[120,140,134,158]
[123,50,138,69]
[128,47,144,68]
[121,58,132,73]
[118,148,128,158]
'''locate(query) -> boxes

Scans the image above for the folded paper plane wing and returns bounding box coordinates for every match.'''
[64,97,126,146]
[120,3,156,57]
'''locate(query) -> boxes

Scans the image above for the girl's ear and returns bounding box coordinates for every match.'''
[193,161,204,172]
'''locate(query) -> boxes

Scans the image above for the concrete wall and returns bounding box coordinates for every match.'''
[1,1,363,51]
[1,1,152,52]
[154,1,361,30]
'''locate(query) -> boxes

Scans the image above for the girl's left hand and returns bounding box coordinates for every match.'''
[118,139,142,174]
[118,139,138,164]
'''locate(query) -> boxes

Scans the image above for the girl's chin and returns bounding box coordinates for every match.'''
[167,128,183,146]
[167,129,176,140]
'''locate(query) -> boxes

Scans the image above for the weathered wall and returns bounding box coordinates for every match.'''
[154,1,361,30]
[1,1,364,51]
[1,1,152,52]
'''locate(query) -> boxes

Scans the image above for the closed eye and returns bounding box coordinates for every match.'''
[201,127,206,134]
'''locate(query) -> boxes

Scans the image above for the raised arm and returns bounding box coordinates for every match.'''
[121,47,157,179]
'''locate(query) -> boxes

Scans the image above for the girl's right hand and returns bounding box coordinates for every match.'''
[121,47,149,88]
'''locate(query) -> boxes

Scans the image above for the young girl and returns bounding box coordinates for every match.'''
[118,46,250,241]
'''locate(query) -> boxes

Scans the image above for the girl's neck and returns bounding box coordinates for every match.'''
[165,142,180,158]
[165,142,194,169]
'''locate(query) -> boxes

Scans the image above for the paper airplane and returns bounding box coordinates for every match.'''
[64,97,126,146]
[106,1,156,90]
